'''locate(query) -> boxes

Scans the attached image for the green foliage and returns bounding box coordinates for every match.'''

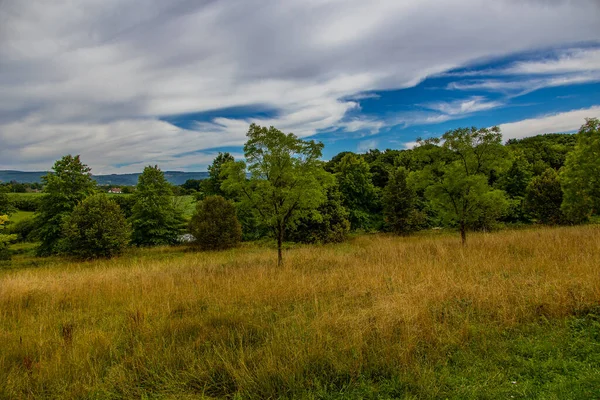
[561,118,600,223]
[335,153,380,231]
[498,152,533,199]
[188,195,242,250]
[0,192,15,216]
[5,218,38,242]
[525,168,564,225]
[286,184,351,244]
[382,167,425,235]
[202,152,235,198]
[222,124,332,265]
[35,155,97,256]
[130,166,185,246]
[0,215,17,260]
[506,133,577,174]
[9,195,40,212]
[111,195,136,219]
[61,194,131,259]
[423,127,509,243]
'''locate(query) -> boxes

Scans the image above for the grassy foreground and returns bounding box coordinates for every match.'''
[1,226,600,399]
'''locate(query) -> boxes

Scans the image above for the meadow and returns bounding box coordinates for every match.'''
[1,226,599,399]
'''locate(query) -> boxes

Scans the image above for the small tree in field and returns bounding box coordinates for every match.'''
[423,127,508,245]
[188,195,242,250]
[130,165,184,246]
[222,124,332,266]
[35,155,97,256]
[62,194,131,259]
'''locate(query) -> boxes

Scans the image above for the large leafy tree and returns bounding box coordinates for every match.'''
[423,127,509,245]
[222,124,332,265]
[62,194,131,259]
[335,153,380,231]
[561,118,600,222]
[35,155,97,256]
[130,165,184,246]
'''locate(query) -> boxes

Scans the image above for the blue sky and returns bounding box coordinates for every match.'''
[1,0,599,173]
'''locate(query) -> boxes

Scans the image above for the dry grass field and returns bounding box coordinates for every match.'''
[1,226,600,398]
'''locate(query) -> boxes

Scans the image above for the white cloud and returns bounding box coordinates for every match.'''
[422,97,504,115]
[498,106,600,141]
[504,48,600,75]
[357,139,379,153]
[0,0,599,171]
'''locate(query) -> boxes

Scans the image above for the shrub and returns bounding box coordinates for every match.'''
[61,194,131,259]
[10,195,40,212]
[0,215,17,261]
[188,196,242,251]
[5,218,38,242]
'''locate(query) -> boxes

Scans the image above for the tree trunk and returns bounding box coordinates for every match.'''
[277,227,283,267]
[460,221,467,246]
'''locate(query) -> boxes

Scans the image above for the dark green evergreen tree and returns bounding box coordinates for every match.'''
[130,165,184,246]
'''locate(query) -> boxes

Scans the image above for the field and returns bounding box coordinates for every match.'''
[1,226,600,398]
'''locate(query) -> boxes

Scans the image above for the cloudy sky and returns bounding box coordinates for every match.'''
[1,0,599,173]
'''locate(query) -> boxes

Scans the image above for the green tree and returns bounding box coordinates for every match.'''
[525,168,564,225]
[62,194,131,259]
[286,184,351,244]
[561,118,600,223]
[130,165,184,246]
[202,152,235,198]
[188,195,242,250]
[35,155,97,256]
[423,127,509,245]
[335,153,380,231]
[383,167,424,235]
[222,124,331,265]
[498,152,533,199]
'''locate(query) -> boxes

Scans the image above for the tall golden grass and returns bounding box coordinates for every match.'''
[1,225,599,398]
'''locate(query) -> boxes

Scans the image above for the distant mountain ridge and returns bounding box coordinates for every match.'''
[0,170,209,185]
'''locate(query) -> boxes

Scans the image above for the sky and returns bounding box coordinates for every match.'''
[1,0,599,174]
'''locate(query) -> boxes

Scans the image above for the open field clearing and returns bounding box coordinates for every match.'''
[1,226,600,398]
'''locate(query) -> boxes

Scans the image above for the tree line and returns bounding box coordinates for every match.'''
[1,118,598,264]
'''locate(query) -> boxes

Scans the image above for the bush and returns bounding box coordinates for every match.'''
[0,215,17,261]
[5,218,38,242]
[10,195,40,212]
[62,195,131,259]
[188,196,242,251]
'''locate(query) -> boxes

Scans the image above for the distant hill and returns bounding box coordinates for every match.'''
[0,170,209,185]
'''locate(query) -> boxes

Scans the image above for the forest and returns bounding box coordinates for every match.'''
[1,118,599,264]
